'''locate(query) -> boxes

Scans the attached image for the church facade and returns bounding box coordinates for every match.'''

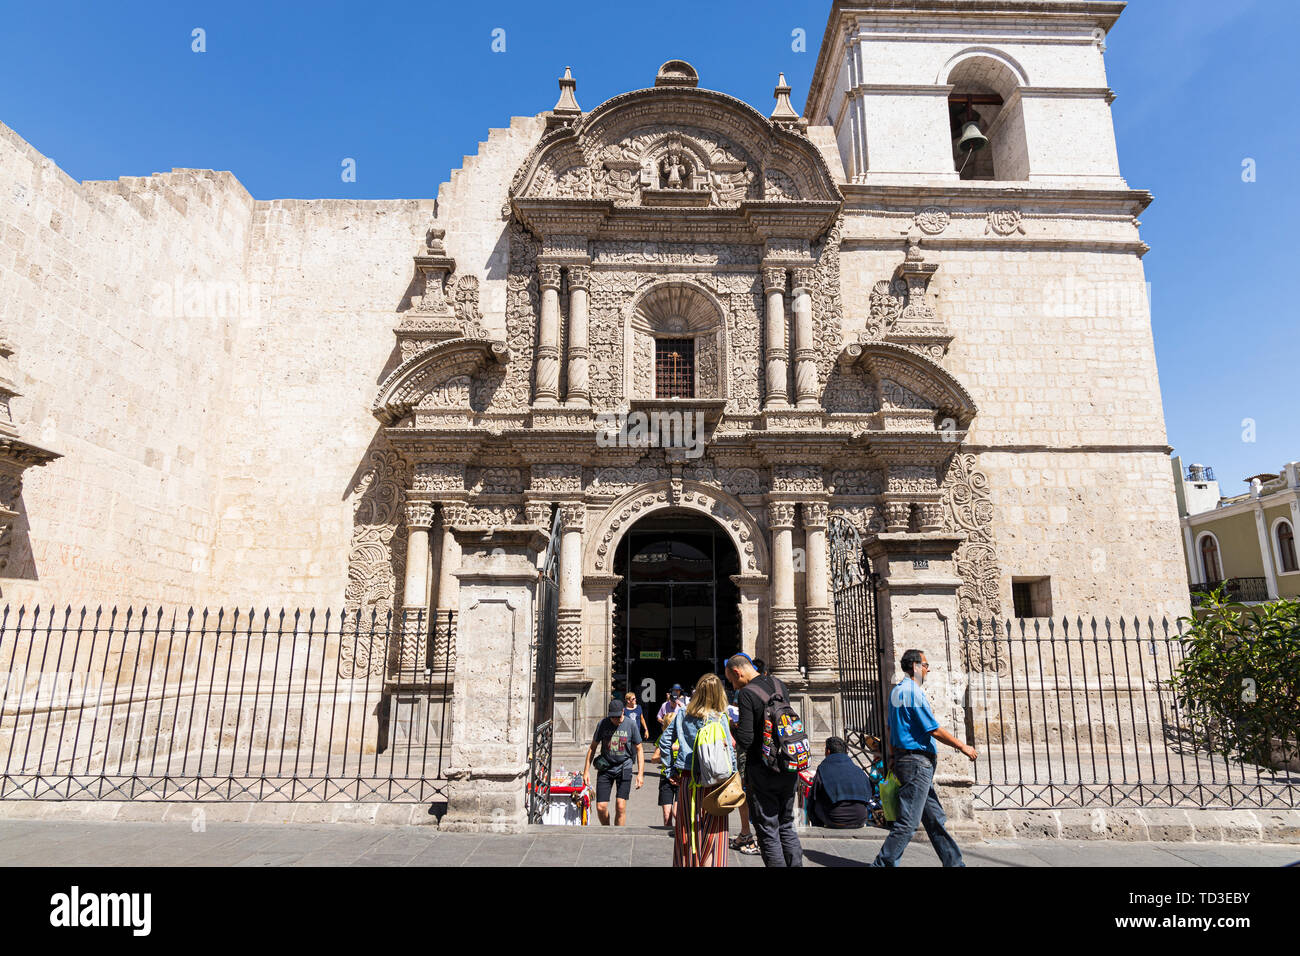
[1,1,1188,760]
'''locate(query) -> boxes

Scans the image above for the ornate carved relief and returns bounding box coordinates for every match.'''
[809,218,846,387]
[942,453,1004,633]
[342,446,410,676]
[413,463,467,494]
[986,208,1026,236]
[880,379,934,410]
[496,221,540,411]
[471,467,523,495]
[914,206,950,235]
[772,465,824,495]
[887,465,938,494]
[764,169,801,200]
[829,469,885,496]
[868,279,907,338]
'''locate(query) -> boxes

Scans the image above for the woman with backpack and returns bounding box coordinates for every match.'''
[658,672,736,867]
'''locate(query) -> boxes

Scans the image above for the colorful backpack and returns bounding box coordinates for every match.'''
[751,678,810,773]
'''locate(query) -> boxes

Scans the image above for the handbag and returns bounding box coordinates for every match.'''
[701,771,745,816]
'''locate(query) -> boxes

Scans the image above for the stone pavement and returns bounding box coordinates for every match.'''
[1,819,1296,867]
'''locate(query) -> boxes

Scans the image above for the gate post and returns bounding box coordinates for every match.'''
[865,531,980,836]
[441,525,548,833]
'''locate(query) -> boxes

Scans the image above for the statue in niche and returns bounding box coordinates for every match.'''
[659,140,688,189]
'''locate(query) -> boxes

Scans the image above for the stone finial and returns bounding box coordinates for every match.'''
[770,72,800,123]
[425,225,447,255]
[552,66,582,117]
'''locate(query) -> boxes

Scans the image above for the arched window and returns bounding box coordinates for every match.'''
[1199,534,1222,584]
[1276,520,1298,573]
[627,282,726,401]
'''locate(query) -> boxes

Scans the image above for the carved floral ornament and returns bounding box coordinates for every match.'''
[586,480,769,576]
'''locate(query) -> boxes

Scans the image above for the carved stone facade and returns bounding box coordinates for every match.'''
[4,8,1188,773]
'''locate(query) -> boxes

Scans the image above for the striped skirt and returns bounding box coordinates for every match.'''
[672,777,729,867]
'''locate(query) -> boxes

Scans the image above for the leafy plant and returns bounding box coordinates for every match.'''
[1172,588,1300,769]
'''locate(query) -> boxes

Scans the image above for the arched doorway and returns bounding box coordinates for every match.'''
[610,512,740,740]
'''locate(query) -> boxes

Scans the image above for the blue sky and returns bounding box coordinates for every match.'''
[2,0,1295,494]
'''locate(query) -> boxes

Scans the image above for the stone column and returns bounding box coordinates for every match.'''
[1253,502,1280,599]
[865,531,979,837]
[399,500,435,672]
[790,267,818,409]
[556,501,585,675]
[762,266,789,408]
[402,500,435,611]
[802,501,836,680]
[565,265,590,406]
[535,262,562,405]
[442,526,548,833]
[767,501,800,677]
[432,500,468,670]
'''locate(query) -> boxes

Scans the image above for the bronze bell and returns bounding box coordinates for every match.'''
[957,118,989,152]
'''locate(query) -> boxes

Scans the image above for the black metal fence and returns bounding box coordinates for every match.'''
[961,616,1298,810]
[0,604,455,803]
[1190,578,1269,606]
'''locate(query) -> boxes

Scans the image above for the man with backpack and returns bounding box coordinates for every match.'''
[725,654,807,867]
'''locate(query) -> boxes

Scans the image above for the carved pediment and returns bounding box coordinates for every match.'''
[510,78,840,211]
[372,337,510,426]
[837,342,977,429]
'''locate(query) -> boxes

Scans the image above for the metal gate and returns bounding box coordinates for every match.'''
[829,515,888,767]
[525,506,561,823]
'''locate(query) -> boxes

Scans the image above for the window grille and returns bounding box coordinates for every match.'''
[655,338,694,398]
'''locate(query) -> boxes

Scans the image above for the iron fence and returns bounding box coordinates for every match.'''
[961,616,1298,810]
[1190,578,1269,606]
[0,604,455,803]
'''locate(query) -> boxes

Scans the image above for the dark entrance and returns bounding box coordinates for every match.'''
[611,514,740,740]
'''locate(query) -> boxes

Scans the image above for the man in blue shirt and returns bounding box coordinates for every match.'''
[871,649,977,866]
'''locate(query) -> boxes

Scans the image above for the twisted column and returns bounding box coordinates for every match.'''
[565,265,590,406]
[791,267,818,408]
[763,266,789,408]
[768,501,800,676]
[535,262,562,405]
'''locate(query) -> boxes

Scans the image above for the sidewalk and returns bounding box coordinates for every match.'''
[1,819,1295,867]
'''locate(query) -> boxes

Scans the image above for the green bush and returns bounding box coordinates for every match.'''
[1173,589,1300,768]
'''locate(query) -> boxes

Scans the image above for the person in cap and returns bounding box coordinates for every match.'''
[583,698,644,825]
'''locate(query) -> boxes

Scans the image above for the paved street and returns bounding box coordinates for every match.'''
[0,819,1295,867]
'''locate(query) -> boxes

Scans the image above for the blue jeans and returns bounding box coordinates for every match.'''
[871,752,965,867]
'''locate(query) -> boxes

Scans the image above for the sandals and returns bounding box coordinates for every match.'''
[730,834,760,854]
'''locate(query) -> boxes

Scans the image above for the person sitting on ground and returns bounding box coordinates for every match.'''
[807,736,873,829]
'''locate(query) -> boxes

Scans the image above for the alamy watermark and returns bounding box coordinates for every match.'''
[595,410,707,459]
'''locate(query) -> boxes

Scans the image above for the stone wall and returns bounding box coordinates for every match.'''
[0,118,541,611]
[1,122,254,608]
